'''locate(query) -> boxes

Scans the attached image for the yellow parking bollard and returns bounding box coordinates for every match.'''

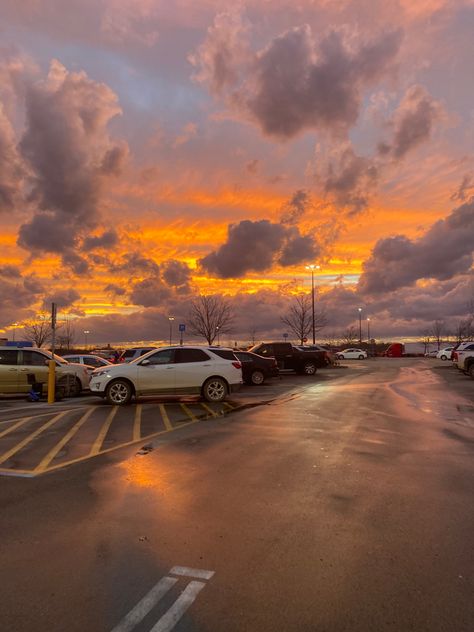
[47,360,56,404]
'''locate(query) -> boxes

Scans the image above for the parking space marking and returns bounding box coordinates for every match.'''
[0,416,32,439]
[223,402,235,411]
[159,404,172,430]
[111,576,178,632]
[180,404,197,422]
[35,407,98,473]
[150,580,206,632]
[111,567,214,632]
[200,403,218,418]
[0,410,68,466]
[169,566,215,580]
[90,406,119,455]
[133,404,142,441]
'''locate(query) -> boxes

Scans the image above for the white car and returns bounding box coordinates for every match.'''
[453,342,474,370]
[90,345,243,405]
[436,347,454,360]
[337,348,367,360]
[63,354,113,372]
[0,346,90,396]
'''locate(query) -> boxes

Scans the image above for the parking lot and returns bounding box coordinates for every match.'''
[1,357,474,632]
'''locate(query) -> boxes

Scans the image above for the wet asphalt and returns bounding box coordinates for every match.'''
[1,358,474,632]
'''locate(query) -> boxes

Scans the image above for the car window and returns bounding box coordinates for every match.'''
[22,351,48,366]
[0,350,18,365]
[235,352,252,363]
[139,348,154,356]
[175,349,210,363]
[86,357,103,367]
[144,349,175,365]
[258,345,273,356]
[210,349,236,361]
[66,356,79,363]
[122,350,136,359]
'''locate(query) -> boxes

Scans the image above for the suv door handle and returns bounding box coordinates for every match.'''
[19,368,30,372]
[8,368,18,372]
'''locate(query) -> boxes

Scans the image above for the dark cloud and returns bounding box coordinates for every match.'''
[129,277,171,307]
[193,17,402,139]
[280,189,311,225]
[245,159,260,174]
[17,59,127,264]
[0,264,22,278]
[316,142,378,214]
[358,200,474,294]
[377,85,442,160]
[83,229,119,250]
[200,219,320,278]
[0,270,43,329]
[104,283,127,296]
[61,251,90,275]
[113,252,160,275]
[451,174,474,202]
[0,102,24,213]
[161,259,192,290]
[42,288,81,309]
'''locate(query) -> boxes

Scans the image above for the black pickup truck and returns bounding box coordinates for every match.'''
[248,342,328,375]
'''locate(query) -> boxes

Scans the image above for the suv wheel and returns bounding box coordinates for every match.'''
[250,370,265,385]
[202,377,227,402]
[441,354,447,360]
[337,354,344,360]
[469,364,474,380]
[358,354,365,360]
[303,361,317,375]
[106,379,133,405]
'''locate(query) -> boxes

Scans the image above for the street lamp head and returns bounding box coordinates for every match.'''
[83,330,90,334]
[168,316,175,322]
[367,317,370,321]
[305,264,321,271]
[358,307,362,312]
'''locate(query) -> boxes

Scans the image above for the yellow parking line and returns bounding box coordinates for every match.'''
[89,407,118,455]
[0,416,32,439]
[0,411,69,466]
[223,402,234,411]
[200,403,218,418]
[133,404,142,441]
[35,407,97,473]
[159,404,172,430]
[180,404,197,422]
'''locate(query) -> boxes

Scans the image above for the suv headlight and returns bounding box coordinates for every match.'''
[93,369,110,378]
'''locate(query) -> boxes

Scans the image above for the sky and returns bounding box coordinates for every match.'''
[0,0,473,345]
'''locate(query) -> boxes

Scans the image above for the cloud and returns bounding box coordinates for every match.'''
[358,200,474,294]
[315,141,379,214]
[42,288,81,309]
[113,252,160,275]
[16,59,127,267]
[0,269,43,328]
[83,229,119,250]
[0,264,22,278]
[104,283,127,296]
[161,259,192,290]
[451,174,474,202]
[0,102,24,213]
[192,17,403,139]
[200,218,320,278]
[129,277,171,307]
[245,159,260,174]
[280,189,312,225]
[173,122,198,148]
[377,85,443,160]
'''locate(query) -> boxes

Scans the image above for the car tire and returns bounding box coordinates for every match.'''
[302,361,317,375]
[337,354,344,360]
[106,379,133,405]
[469,365,474,380]
[250,370,265,385]
[440,355,447,360]
[72,377,82,397]
[202,377,227,402]
[358,355,365,360]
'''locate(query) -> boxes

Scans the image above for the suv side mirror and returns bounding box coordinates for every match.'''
[140,359,150,366]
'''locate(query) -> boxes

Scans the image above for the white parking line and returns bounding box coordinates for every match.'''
[169,566,215,580]
[110,568,214,632]
[149,580,206,632]
[110,576,178,632]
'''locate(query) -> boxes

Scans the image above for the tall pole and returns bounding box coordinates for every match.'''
[84,330,90,349]
[168,317,174,345]
[216,326,220,346]
[367,318,370,343]
[305,264,320,345]
[358,308,362,344]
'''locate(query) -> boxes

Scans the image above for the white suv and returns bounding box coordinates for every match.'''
[0,346,90,396]
[90,346,243,405]
[453,342,474,371]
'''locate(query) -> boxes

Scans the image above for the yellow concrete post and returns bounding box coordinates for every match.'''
[47,360,56,404]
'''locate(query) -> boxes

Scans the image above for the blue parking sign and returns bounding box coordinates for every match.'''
[179,323,186,332]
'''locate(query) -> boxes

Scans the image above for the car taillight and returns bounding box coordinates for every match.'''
[453,352,458,360]
[232,361,242,369]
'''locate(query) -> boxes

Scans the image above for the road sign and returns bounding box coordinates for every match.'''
[179,323,186,332]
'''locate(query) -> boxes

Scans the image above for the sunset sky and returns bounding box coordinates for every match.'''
[0,0,473,345]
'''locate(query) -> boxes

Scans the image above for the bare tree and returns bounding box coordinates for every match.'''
[57,318,77,350]
[451,317,474,343]
[341,325,358,346]
[23,315,52,348]
[188,295,234,345]
[280,294,328,345]
[429,319,445,350]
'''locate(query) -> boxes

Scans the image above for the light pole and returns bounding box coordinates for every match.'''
[168,317,175,345]
[83,330,90,349]
[305,264,321,344]
[216,325,220,346]
[358,308,362,344]
[367,317,371,343]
